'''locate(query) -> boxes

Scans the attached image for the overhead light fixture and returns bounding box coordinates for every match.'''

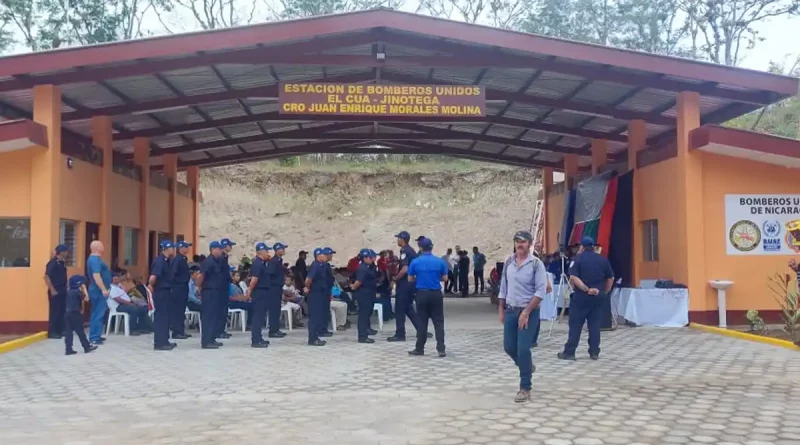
[131,105,189,116]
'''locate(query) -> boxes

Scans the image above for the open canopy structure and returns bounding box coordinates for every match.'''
[0,8,796,171]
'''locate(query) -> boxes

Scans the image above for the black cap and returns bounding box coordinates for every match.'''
[513,230,533,241]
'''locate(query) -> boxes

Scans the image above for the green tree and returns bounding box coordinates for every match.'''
[277,0,403,19]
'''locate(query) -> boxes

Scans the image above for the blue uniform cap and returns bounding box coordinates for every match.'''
[580,236,595,247]
[229,266,236,272]
[255,242,272,252]
[395,231,411,241]
[68,274,86,289]
[55,244,69,254]
[177,241,192,248]
[322,247,336,255]
[368,249,378,256]
[313,248,325,257]
[417,237,434,250]
[220,238,236,247]
[359,248,376,258]
[160,240,174,249]
[273,242,288,250]
[209,241,222,250]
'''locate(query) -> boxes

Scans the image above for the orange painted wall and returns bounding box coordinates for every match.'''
[546,187,565,252]
[700,152,798,313]
[175,193,193,240]
[147,188,170,234]
[0,269,37,321]
[109,174,141,227]
[60,156,102,223]
[0,150,33,217]
[636,157,684,288]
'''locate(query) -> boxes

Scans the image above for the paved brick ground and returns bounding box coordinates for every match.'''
[1,299,799,445]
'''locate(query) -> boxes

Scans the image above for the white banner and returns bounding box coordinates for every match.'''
[725,194,800,255]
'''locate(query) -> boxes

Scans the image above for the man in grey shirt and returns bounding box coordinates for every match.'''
[498,230,547,403]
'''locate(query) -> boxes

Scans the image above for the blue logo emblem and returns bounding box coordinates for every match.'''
[763,238,782,252]
[763,220,781,238]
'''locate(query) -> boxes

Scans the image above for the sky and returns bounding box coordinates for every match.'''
[736,15,799,72]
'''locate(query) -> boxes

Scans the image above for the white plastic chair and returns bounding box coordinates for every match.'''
[330,308,336,332]
[228,308,246,332]
[373,302,384,331]
[105,306,130,336]
[280,305,293,331]
[185,308,201,333]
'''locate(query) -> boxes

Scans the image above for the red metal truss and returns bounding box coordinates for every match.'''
[142,121,589,157]
[114,111,629,143]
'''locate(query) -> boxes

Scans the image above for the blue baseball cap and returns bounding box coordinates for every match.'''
[313,248,325,257]
[273,242,288,251]
[417,237,433,250]
[229,266,236,272]
[55,244,69,254]
[209,241,222,250]
[580,236,595,247]
[160,240,174,249]
[255,242,272,252]
[177,241,192,248]
[395,231,410,241]
[322,247,336,255]
[368,249,378,256]
[220,238,236,247]
[68,274,86,288]
[359,248,376,258]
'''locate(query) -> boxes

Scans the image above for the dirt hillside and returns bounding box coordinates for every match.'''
[199,164,541,267]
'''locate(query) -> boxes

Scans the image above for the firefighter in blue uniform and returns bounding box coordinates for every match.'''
[44,244,69,339]
[196,241,225,349]
[558,236,614,361]
[246,242,272,348]
[318,247,336,338]
[267,242,289,338]
[304,248,329,346]
[217,238,236,339]
[388,231,423,342]
[149,240,176,351]
[64,275,97,355]
[407,237,449,358]
[352,248,378,343]
[170,240,192,340]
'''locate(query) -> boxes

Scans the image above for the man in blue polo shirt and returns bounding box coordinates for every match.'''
[407,237,449,358]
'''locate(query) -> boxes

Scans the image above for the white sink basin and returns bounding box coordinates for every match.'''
[709,280,733,290]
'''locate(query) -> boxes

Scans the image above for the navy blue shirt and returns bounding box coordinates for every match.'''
[408,252,448,290]
[355,262,378,295]
[398,245,417,283]
[267,256,285,289]
[45,257,68,294]
[220,253,231,284]
[307,260,329,294]
[200,256,224,291]
[150,255,173,291]
[568,250,614,298]
[66,288,84,313]
[171,254,190,285]
[250,257,270,290]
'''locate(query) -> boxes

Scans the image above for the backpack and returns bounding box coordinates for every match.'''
[502,254,543,288]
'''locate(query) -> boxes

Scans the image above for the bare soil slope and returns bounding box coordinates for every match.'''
[200,164,540,267]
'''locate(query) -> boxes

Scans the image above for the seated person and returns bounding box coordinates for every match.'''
[332,273,357,314]
[228,271,253,328]
[108,272,153,334]
[330,283,349,331]
[187,266,202,312]
[282,274,304,327]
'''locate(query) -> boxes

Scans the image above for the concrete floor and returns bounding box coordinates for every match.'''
[1,299,799,445]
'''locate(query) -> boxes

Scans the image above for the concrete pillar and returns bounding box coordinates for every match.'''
[92,116,113,264]
[133,138,150,277]
[163,154,178,239]
[675,92,708,317]
[31,85,62,322]
[542,167,553,253]
[590,139,608,175]
[627,120,647,287]
[186,166,200,257]
[563,154,578,189]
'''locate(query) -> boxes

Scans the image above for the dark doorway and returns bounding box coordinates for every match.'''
[111,225,120,271]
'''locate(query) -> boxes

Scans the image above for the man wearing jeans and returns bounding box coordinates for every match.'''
[498,230,547,403]
[86,241,112,345]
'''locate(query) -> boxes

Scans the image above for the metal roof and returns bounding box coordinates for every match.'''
[0,8,796,170]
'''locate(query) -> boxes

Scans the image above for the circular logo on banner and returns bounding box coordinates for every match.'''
[729,220,761,252]
[763,220,781,238]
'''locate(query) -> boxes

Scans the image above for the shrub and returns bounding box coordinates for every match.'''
[745,309,767,334]
[767,273,800,342]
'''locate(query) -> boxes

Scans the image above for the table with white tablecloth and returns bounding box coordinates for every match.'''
[610,288,689,327]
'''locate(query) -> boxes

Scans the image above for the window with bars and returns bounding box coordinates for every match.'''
[642,219,659,262]
[59,220,77,266]
[124,228,139,266]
